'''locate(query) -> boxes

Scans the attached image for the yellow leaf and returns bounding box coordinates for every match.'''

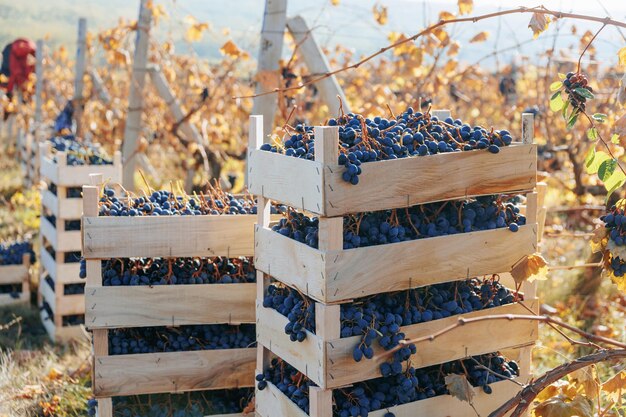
[618,46,626,66]
[185,16,210,42]
[568,365,599,399]
[602,371,626,401]
[432,27,450,45]
[511,253,549,286]
[146,0,168,24]
[458,0,473,15]
[447,41,461,57]
[528,12,552,39]
[373,3,388,25]
[534,395,593,417]
[443,59,457,74]
[589,226,608,253]
[469,31,489,43]
[46,367,63,381]
[439,11,455,20]
[331,0,340,5]
[220,40,250,60]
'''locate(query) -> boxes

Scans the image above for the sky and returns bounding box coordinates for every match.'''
[0,0,625,67]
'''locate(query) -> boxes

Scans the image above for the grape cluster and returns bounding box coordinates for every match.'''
[48,182,82,198]
[0,240,34,265]
[563,72,593,112]
[108,324,255,355]
[44,214,81,231]
[87,388,254,417]
[99,257,255,286]
[257,353,519,416]
[49,135,114,166]
[260,108,514,185]
[265,278,519,380]
[98,187,258,217]
[274,195,525,249]
[601,207,626,276]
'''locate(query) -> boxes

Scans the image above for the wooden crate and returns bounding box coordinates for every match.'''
[39,142,122,187]
[38,285,85,342]
[0,254,30,306]
[247,113,537,217]
[250,112,540,416]
[40,240,81,282]
[255,347,531,417]
[256,296,539,389]
[40,273,84,317]
[82,177,258,416]
[42,186,83,218]
[40,215,82,252]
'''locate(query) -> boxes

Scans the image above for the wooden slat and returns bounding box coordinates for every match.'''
[0,264,28,285]
[93,348,255,397]
[41,190,83,219]
[255,378,308,417]
[39,275,57,310]
[324,144,537,216]
[326,299,539,388]
[248,149,324,213]
[40,247,80,282]
[256,301,324,383]
[326,224,537,302]
[86,284,255,328]
[83,215,257,259]
[40,216,82,252]
[40,155,122,187]
[254,226,325,300]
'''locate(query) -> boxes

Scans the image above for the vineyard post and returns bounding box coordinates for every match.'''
[286,16,351,115]
[34,39,44,130]
[122,0,151,190]
[74,18,87,138]
[252,0,287,139]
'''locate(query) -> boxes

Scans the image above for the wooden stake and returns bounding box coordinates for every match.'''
[74,18,87,137]
[35,40,44,127]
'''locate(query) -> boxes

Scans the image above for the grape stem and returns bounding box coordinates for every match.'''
[235,7,626,100]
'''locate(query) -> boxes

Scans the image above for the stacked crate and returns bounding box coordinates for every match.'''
[248,112,540,417]
[0,253,30,306]
[82,175,257,417]
[39,142,122,342]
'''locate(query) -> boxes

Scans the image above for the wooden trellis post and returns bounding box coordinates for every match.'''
[35,39,44,128]
[74,18,87,137]
[286,16,350,116]
[122,0,151,189]
[252,0,288,139]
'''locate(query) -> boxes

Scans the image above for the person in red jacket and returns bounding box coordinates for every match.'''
[1,38,36,99]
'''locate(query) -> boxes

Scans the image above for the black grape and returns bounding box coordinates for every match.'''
[49,135,114,166]
[0,240,35,265]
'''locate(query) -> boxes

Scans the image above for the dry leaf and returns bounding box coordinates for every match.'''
[439,11,455,20]
[617,72,626,107]
[568,365,599,399]
[458,0,473,15]
[469,31,489,43]
[14,384,44,400]
[534,395,593,417]
[447,41,461,57]
[373,4,388,25]
[331,0,340,5]
[445,374,475,404]
[602,371,626,401]
[618,46,626,66]
[46,367,63,381]
[528,12,552,39]
[589,226,608,253]
[511,253,548,285]
[185,16,210,42]
[219,40,249,60]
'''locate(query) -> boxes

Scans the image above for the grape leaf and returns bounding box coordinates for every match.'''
[185,16,210,42]
[469,31,489,43]
[528,12,551,39]
[598,158,617,182]
[584,150,609,174]
[511,253,548,285]
[549,92,565,112]
[445,374,475,403]
[586,128,598,141]
[566,112,579,129]
[611,133,620,144]
[604,170,626,200]
[534,395,593,417]
[592,113,607,123]
[458,0,473,15]
[220,40,249,60]
[568,365,599,399]
[439,11,455,20]
[574,87,594,99]
[549,81,562,91]
[602,371,626,401]
[618,46,626,66]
